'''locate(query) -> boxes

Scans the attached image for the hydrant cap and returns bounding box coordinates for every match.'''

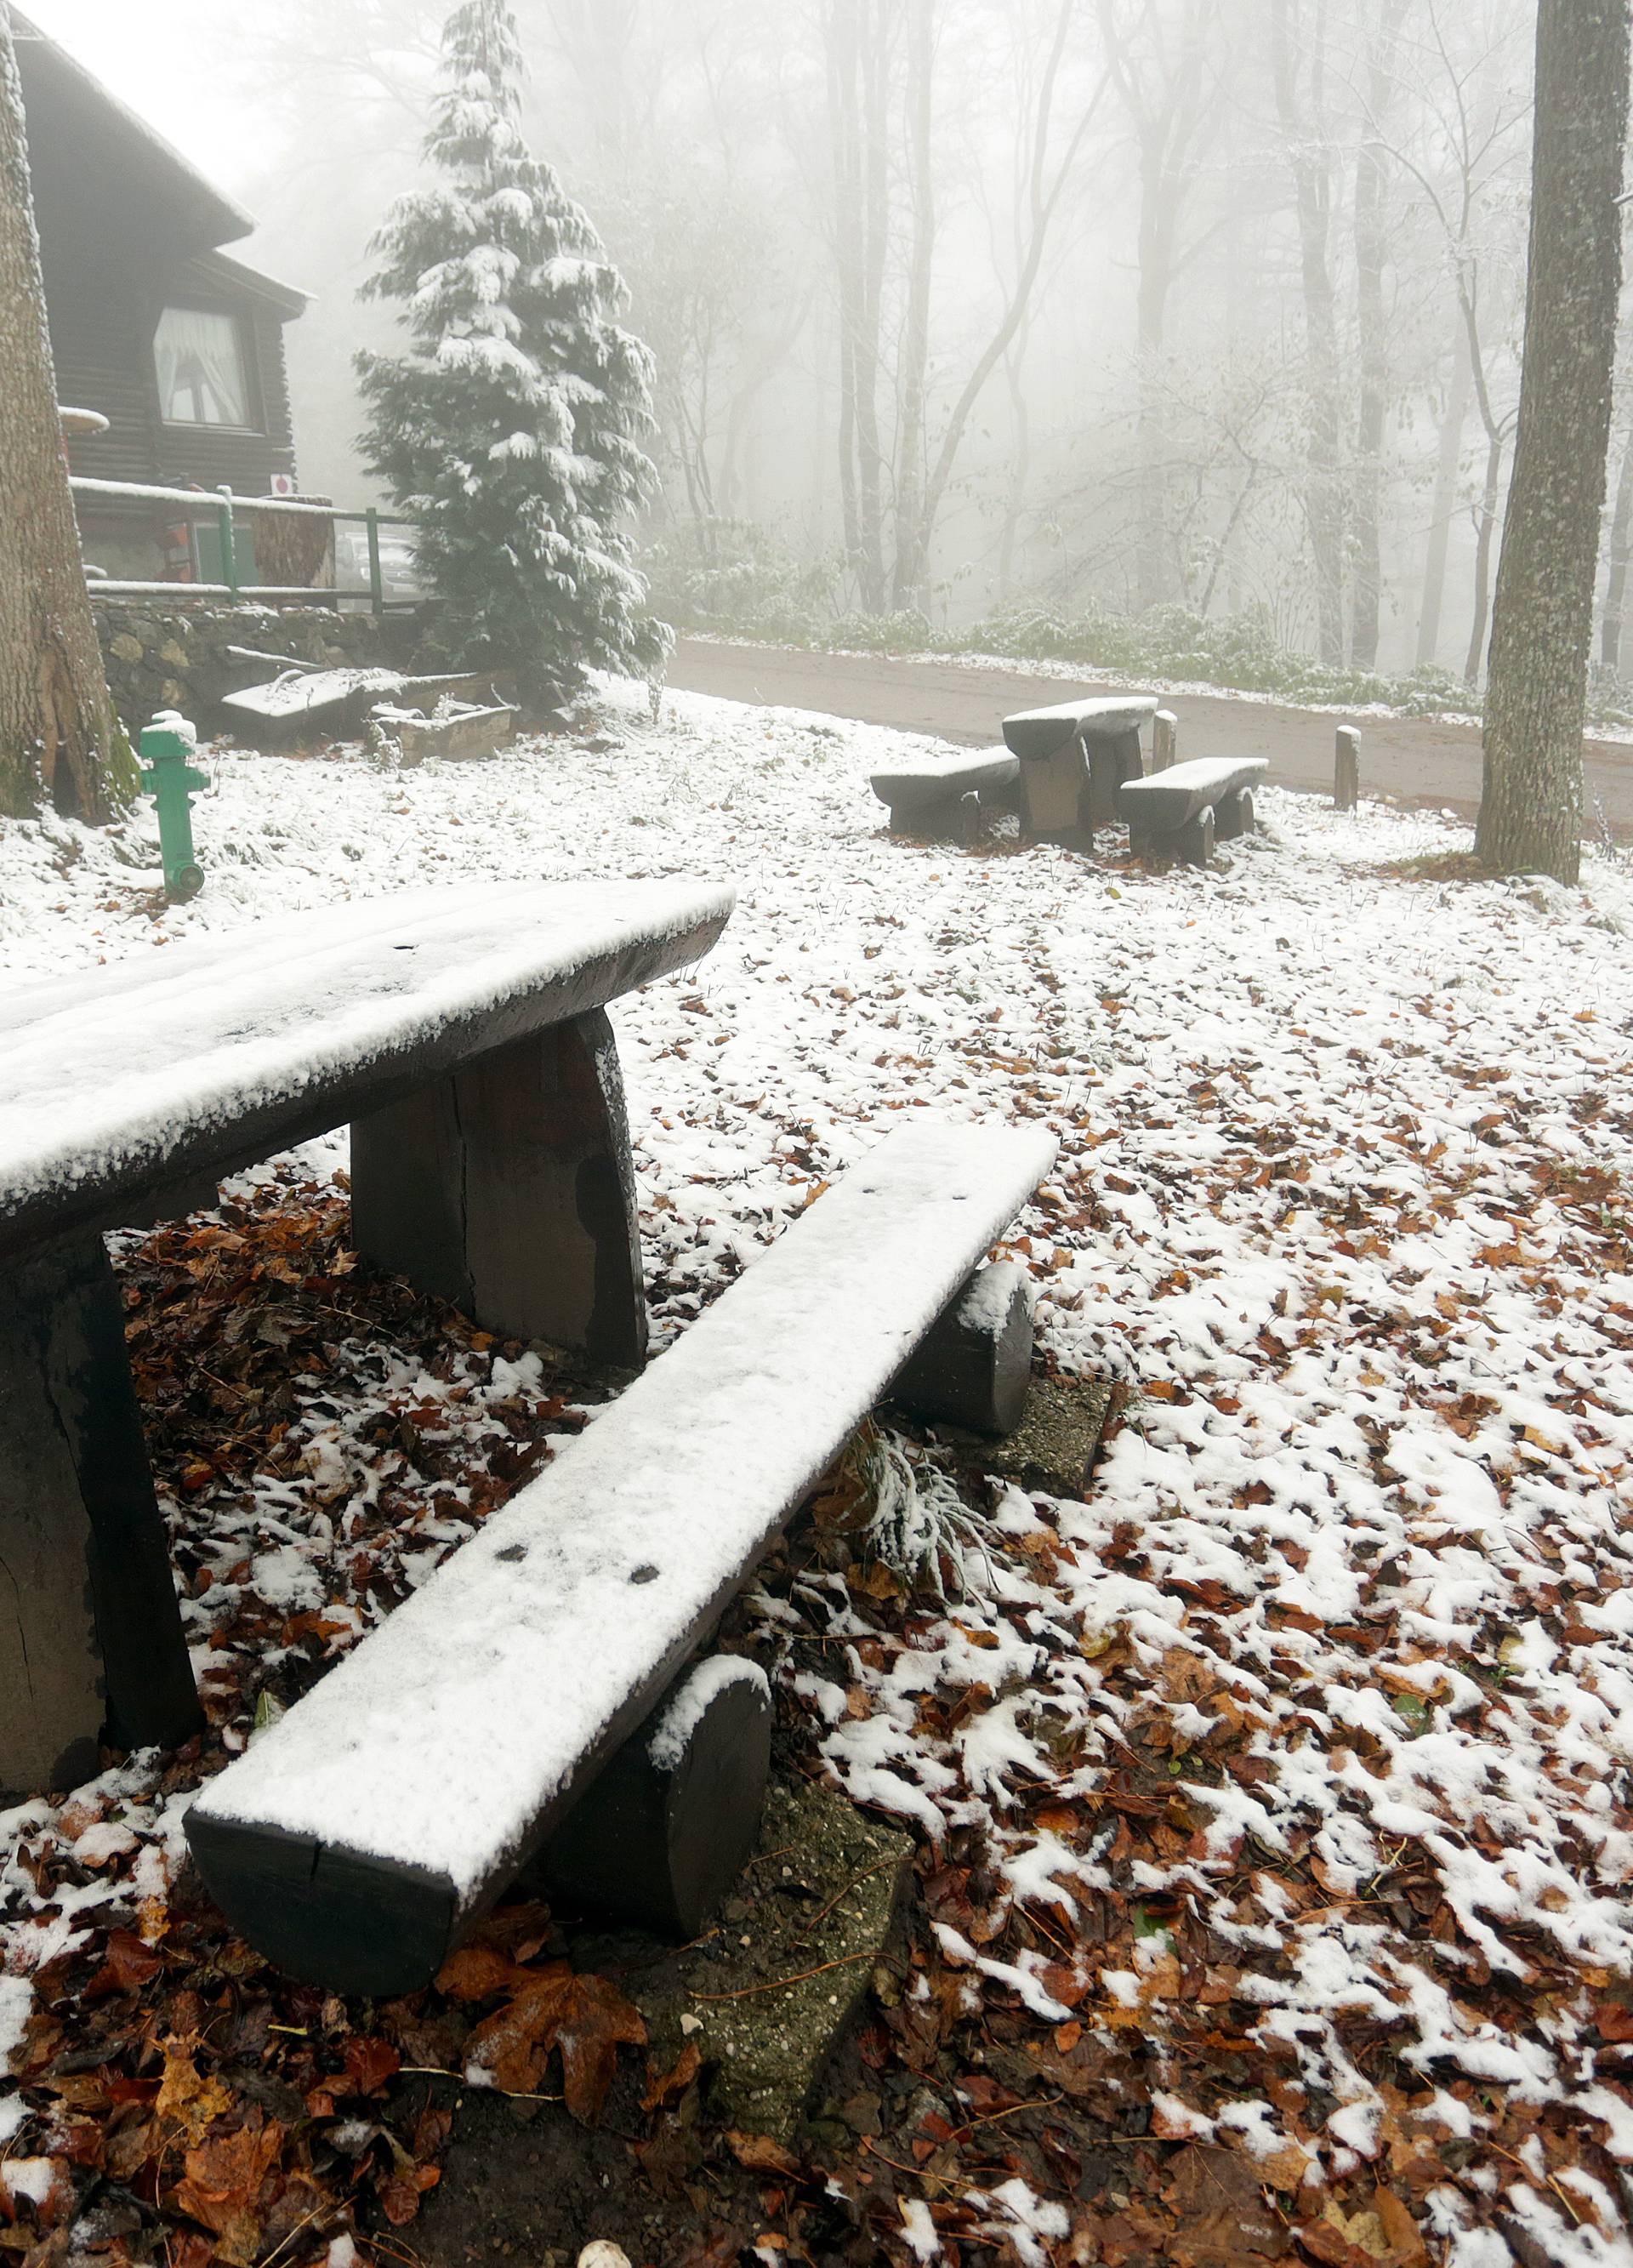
[141,711,198,760]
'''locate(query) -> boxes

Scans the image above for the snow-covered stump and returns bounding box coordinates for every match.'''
[1004,698,1158,849]
[0,1234,201,1795]
[350,1009,648,1370]
[185,1119,1055,1993]
[1152,709,1179,772]
[892,1262,1037,1437]
[532,1658,773,1938]
[1335,726,1362,811]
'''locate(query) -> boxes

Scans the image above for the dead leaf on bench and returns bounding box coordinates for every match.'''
[465,1960,647,2121]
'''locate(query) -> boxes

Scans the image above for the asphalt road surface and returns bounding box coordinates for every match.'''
[669,636,1633,837]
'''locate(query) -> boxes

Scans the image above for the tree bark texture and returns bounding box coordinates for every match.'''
[0,15,123,823]
[1477,0,1629,882]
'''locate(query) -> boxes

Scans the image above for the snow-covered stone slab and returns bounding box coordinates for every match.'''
[0,878,734,1259]
[1002,696,1158,763]
[870,746,1019,835]
[186,1114,1057,1992]
[1121,755,1268,864]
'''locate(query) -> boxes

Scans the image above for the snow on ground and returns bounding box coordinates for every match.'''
[3,682,1632,2259]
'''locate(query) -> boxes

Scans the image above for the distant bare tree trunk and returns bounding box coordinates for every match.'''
[891,0,937,613]
[827,0,891,612]
[0,16,122,823]
[1417,308,1471,671]
[1478,0,1630,883]
[1098,0,1218,617]
[1270,0,1346,667]
[1600,413,1633,672]
[1351,0,1408,671]
[1464,421,1510,686]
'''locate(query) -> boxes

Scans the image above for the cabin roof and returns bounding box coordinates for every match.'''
[191,248,312,322]
[8,4,254,252]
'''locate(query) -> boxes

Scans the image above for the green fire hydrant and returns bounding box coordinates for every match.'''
[139,713,209,902]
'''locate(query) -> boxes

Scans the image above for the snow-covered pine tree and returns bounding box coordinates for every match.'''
[356,0,668,709]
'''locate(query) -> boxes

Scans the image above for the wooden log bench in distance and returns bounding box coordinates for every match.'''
[186,1115,1058,1996]
[0,880,732,1798]
[869,747,1021,841]
[1119,755,1269,867]
[1002,696,1159,849]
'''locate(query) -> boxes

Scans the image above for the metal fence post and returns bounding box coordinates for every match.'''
[215,487,240,601]
[365,510,385,617]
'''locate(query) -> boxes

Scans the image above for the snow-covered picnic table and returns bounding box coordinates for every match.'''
[0,878,733,1798]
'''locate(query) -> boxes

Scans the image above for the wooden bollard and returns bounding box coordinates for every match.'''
[1334,727,1361,811]
[1153,709,1179,772]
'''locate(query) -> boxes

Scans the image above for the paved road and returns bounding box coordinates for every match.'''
[669,637,1633,835]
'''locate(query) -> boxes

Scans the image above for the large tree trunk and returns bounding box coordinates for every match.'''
[1477,0,1628,882]
[1416,308,1471,671]
[0,16,122,823]
[1351,0,1407,673]
[1270,0,1346,669]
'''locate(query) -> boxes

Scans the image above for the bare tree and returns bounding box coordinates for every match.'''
[1351,0,1408,670]
[1096,0,1220,616]
[1269,0,1346,667]
[1478,0,1630,882]
[0,10,124,822]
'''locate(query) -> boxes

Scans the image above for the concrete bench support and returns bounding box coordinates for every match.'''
[894,1262,1036,1437]
[0,1235,202,1796]
[351,1009,647,1369]
[1003,698,1158,850]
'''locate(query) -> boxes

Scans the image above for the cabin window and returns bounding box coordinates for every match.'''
[155,307,254,429]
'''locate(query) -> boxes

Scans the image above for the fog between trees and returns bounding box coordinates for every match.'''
[61,2,1610,684]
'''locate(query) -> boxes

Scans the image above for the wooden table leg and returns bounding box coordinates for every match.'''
[0,1234,202,1796]
[350,1009,649,1367]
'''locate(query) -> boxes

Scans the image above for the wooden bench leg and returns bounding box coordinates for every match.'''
[0,1235,202,1796]
[893,1262,1037,1437]
[350,1009,648,1367]
[532,1659,773,1938]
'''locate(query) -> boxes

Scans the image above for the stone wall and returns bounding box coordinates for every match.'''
[91,602,429,739]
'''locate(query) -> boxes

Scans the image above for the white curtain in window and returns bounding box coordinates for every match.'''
[156,307,251,428]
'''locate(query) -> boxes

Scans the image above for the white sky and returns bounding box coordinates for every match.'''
[19,3,256,189]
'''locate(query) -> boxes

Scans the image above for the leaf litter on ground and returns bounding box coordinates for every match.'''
[0,677,1630,2265]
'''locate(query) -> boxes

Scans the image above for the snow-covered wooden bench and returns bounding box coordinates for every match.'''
[869,747,1021,841]
[1120,755,1268,865]
[1002,696,1159,849]
[0,879,732,1799]
[186,1116,1056,1994]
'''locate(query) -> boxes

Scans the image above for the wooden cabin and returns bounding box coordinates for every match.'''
[10,8,310,582]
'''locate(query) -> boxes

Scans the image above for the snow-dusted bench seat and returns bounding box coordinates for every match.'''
[1002,696,1159,849]
[186,1116,1056,1994]
[869,747,1021,840]
[0,880,732,1799]
[1120,755,1268,865]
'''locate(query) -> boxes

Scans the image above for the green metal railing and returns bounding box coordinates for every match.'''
[71,477,419,617]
